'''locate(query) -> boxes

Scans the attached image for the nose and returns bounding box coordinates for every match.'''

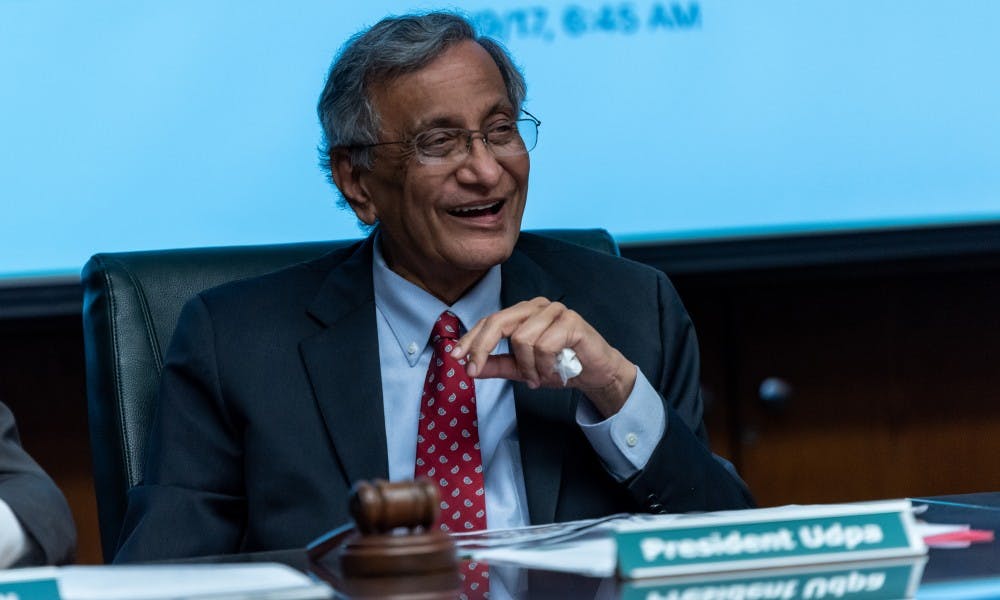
[455,135,503,188]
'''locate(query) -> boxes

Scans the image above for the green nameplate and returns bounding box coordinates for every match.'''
[616,500,925,579]
[621,557,926,600]
[0,578,61,600]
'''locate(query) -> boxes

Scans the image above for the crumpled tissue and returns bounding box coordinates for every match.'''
[553,348,583,386]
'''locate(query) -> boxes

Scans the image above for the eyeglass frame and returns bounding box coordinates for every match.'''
[346,109,541,166]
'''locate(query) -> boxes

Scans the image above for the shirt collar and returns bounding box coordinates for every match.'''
[372,234,502,366]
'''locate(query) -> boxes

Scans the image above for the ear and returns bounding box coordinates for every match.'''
[329,150,378,225]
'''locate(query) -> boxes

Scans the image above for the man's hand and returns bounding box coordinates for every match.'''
[450,297,637,419]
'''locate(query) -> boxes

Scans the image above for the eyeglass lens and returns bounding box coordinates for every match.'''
[415,119,538,165]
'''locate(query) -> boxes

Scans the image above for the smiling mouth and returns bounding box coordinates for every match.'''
[447,200,505,218]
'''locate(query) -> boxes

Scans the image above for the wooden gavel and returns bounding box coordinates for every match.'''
[350,479,439,535]
[308,478,457,578]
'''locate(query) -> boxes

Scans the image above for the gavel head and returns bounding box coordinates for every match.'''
[349,478,440,535]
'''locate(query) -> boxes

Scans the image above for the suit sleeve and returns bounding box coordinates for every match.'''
[114,295,247,562]
[0,401,76,565]
[624,272,755,513]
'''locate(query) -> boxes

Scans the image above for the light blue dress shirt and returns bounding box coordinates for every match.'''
[372,238,666,529]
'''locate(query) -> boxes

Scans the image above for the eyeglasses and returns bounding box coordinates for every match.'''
[355,110,541,166]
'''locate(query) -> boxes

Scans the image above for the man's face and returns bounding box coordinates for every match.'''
[348,40,529,302]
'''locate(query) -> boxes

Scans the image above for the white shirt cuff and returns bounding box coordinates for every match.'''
[576,366,666,481]
[0,498,28,568]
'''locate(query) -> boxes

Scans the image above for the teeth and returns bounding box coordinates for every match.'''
[451,201,500,213]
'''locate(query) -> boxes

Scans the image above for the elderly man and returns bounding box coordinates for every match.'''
[115,11,752,562]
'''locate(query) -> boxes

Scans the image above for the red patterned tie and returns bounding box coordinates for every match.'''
[415,311,490,598]
[415,311,487,532]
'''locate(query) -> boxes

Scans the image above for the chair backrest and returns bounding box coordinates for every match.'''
[81,229,618,561]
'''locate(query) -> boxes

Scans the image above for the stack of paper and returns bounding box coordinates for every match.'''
[0,563,332,599]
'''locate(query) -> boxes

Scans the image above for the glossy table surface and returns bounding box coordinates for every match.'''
[911,493,1000,582]
[190,492,1000,599]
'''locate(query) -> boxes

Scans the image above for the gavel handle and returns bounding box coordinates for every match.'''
[306,522,355,561]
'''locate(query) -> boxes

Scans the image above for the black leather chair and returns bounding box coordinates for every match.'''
[81,229,619,561]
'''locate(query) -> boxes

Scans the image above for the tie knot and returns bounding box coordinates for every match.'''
[431,311,462,345]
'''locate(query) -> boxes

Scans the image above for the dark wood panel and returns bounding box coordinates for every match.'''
[677,263,1000,507]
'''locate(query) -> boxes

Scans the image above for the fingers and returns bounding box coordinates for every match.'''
[451,298,580,387]
[509,301,574,387]
[526,307,584,386]
[472,354,520,381]
[450,297,636,415]
[451,297,551,381]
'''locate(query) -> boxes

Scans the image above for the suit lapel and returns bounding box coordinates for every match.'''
[502,245,575,524]
[300,236,389,486]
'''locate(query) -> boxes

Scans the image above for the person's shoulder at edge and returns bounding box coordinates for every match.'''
[0,401,76,567]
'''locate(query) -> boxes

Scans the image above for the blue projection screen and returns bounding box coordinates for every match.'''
[2,1,999,280]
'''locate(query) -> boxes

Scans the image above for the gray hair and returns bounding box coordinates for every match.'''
[317,11,527,207]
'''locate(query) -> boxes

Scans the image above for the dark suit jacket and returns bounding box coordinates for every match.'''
[115,233,752,562]
[0,401,76,565]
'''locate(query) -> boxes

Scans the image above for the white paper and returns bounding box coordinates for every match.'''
[452,513,631,551]
[475,536,618,577]
[468,514,671,576]
[0,563,333,600]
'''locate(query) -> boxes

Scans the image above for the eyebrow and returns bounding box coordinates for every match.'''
[409,100,514,134]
